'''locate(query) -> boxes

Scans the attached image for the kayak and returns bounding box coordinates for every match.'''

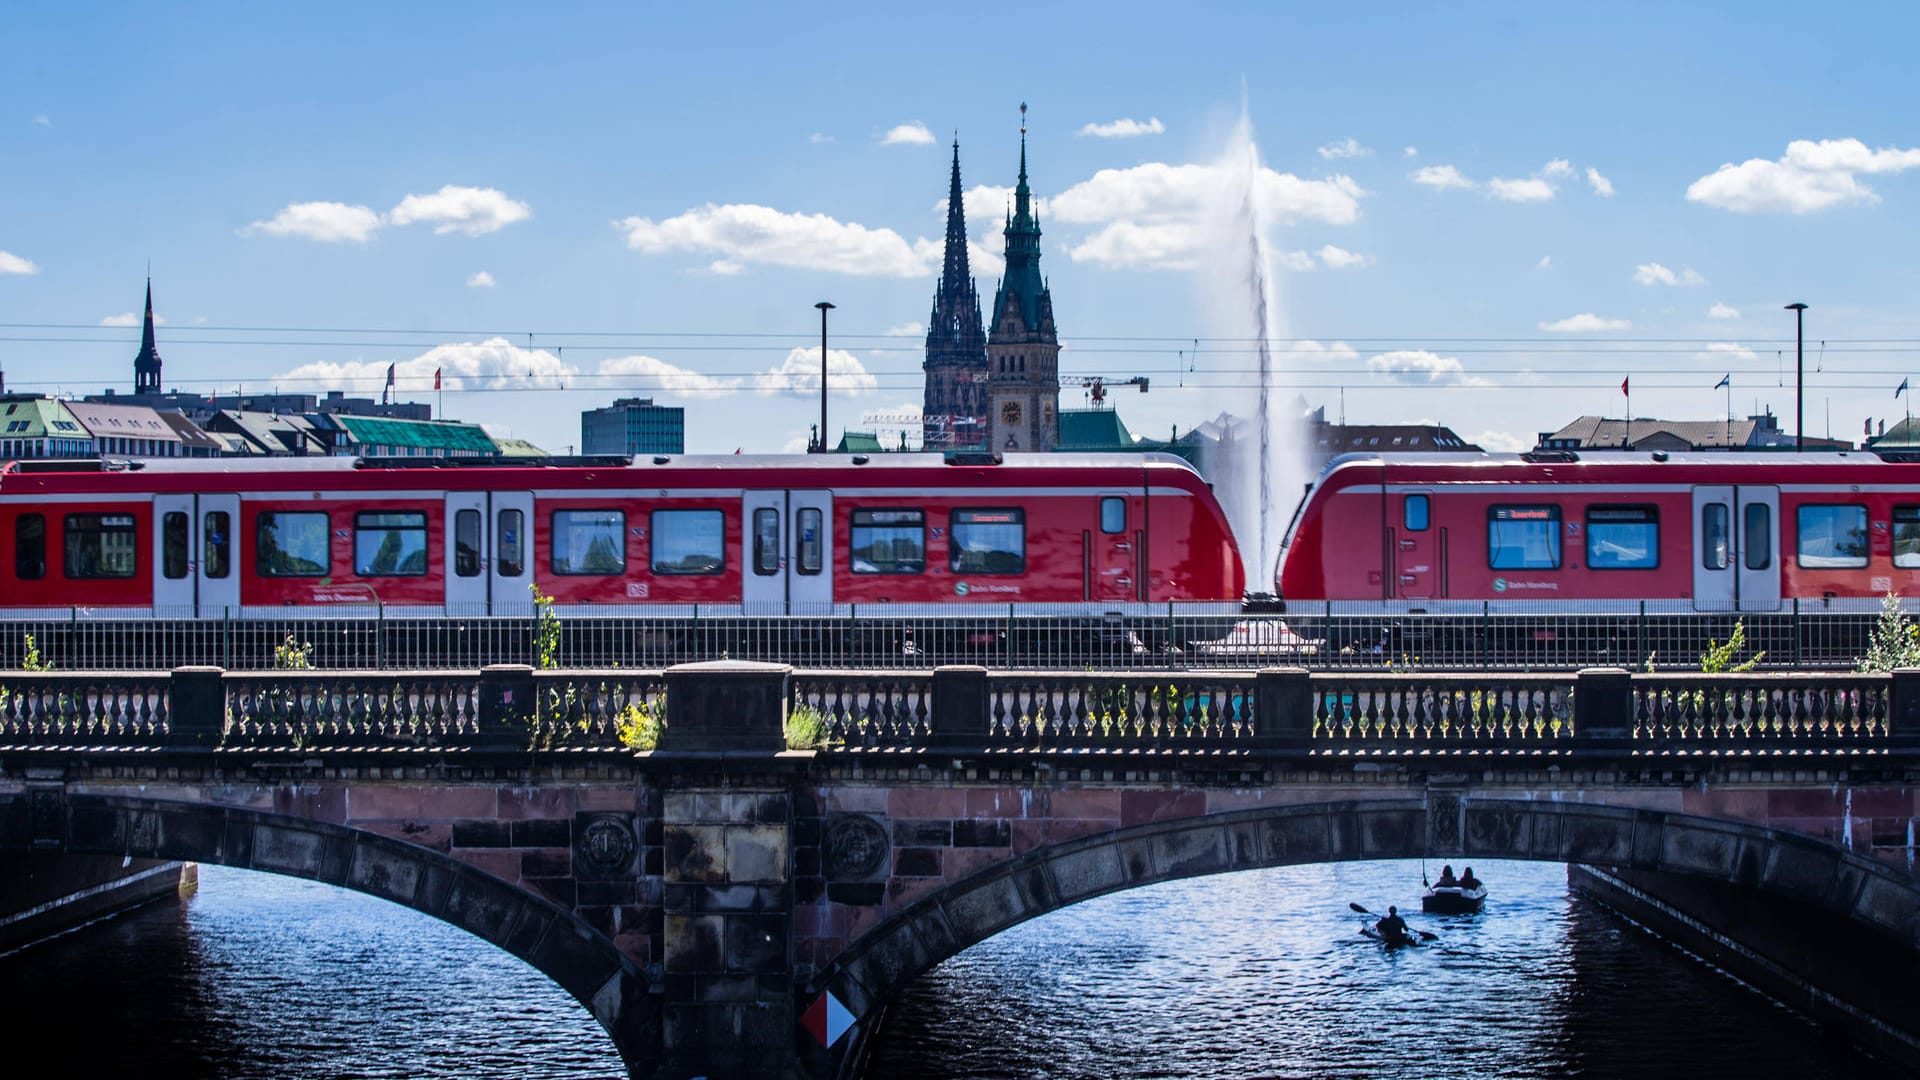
[1421,885,1487,915]
[1359,926,1419,949]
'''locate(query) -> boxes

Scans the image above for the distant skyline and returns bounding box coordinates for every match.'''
[5,3,1920,455]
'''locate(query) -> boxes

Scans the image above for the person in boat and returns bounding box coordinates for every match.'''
[1459,866,1481,891]
[1435,865,1459,888]
[1375,905,1410,942]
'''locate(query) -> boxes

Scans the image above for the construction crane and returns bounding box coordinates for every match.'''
[1064,375,1149,408]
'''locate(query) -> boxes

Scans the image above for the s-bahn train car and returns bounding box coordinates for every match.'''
[0,452,1244,619]
[1275,449,1920,615]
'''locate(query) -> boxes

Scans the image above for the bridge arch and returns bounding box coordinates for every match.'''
[7,792,652,1075]
[820,796,1920,1023]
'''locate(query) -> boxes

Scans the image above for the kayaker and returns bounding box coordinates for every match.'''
[1375,905,1410,943]
[1459,866,1481,890]
[1435,865,1459,888]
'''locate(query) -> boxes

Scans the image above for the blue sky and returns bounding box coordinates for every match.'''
[5,2,1920,456]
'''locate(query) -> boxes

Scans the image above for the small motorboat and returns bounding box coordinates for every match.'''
[1420,884,1487,915]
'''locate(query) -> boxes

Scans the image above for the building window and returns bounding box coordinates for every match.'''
[204,512,231,579]
[1585,506,1658,569]
[1797,505,1867,569]
[257,511,330,577]
[796,508,823,575]
[950,509,1026,574]
[552,510,626,575]
[1100,497,1127,535]
[64,512,138,579]
[850,509,925,574]
[163,510,190,579]
[454,509,482,578]
[1487,505,1561,570]
[1404,495,1429,532]
[15,513,45,580]
[497,509,524,577]
[1702,503,1730,570]
[355,511,429,576]
[753,508,780,576]
[651,510,724,575]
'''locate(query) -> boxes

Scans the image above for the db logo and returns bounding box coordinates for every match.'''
[953,582,970,596]
[627,582,649,598]
[1492,578,1508,593]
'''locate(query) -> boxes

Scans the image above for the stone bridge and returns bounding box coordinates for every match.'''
[4,662,1920,1078]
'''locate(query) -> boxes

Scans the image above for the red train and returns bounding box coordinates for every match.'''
[1275,449,1920,614]
[0,452,1245,618]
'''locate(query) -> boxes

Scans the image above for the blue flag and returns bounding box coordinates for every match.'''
[1900,377,1910,399]
[1714,373,1730,390]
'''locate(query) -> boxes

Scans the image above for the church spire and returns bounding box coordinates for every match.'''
[995,102,1046,333]
[922,139,989,449]
[940,138,972,290]
[133,276,163,395]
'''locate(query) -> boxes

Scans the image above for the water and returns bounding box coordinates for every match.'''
[0,860,1898,1078]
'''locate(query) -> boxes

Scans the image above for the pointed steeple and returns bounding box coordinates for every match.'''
[940,139,972,292]
[994,103,1047,334]
[922,139,990,449]
[133,276,163,395]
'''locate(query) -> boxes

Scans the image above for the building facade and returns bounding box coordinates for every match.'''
[985,109,1061,453]
[582,398,686,455]
[921,142,990,450]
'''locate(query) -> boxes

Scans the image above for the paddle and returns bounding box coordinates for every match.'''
[1347,902,1439,942]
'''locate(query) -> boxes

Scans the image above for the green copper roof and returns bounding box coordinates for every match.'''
[335,415,498,453]
[0,397,91,441]
[1057,408,1136,450]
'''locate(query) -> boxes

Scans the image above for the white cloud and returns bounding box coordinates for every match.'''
[1587,167,1614,197]
[809,132,833,144]
[1536,255,1553,271]
[617,204,934,277]
[1708,302,1741,320]
[1488,175,1555,202]
[0,250,38,275]
[1539,313,1632,332]
[755,346,877,397]
[706,259,746,276]
[884,322,925,337]
[1079,117,1165,138]
[466,270,495,289]
[1316,244,1372,269]
[1686,138,1920,214]
[1318,136,1371,160]
[241,201,383,242]
[1466,429,1532,453]
[31,114,50,127]
[597,353,742,398]
[1286,340,1360,363]
[101,312,164,327]
[1410,164,1474,190]
[1365,349,1487,386]
[269,338,740,400]
[1541,159,1574,178]
[388,185,530,236]
[1699,341,1758,363]
[1053,162,1363,271]
[1633,262,1706,286]
[1403,147,1418,158]
[1276,249,1317,271]
[881,121,936,146]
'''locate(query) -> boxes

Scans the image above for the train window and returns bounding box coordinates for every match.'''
[355,511,430,577]
[1895,506,1920,568]
[64,512,137,579]
[1100,497,1126,535]
[552,510,626,575]
[15,513,45,580]
[950,509,1026,574]
[1585,506,1657,570]
[1404,495,1429,532]
[1797,505,1867,569]
[753,508,780,576]
[163,511,190,579]
[796,508,823,575]
[257,512,330,577]
[1487,506,1561,570]
[1701,504,1730,570]
[204,512,230,579]
[652,510,724,575]
[454,510,482,578]
[1743,504,1772,571]
[497,509,524,577]
[850,509,925,574]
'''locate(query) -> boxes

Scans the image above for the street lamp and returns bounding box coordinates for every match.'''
[815,301,835,453]
[1786,302,1808,450]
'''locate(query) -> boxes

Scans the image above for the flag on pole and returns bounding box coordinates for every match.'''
[1898,377,1910,399]
[433,367,442,391]
[1620,377,1629,396]
[383,362,396,405]
[1715,373,1730,390]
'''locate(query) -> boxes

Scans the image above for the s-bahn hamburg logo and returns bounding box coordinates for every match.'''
[955,582,970,596]
[1493,578,1558,593]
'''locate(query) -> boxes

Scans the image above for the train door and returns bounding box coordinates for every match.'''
[154,494,240,616]
[445,493,489,615]
[490,492,534,615]
[1692,486,1781,612]
[1394,491,1437,599]
[742,491,786,614]
[1086,493,1141,601]
[790,491,833,614]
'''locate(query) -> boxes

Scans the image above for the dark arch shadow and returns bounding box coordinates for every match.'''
[820,796,1920,1032]
[1,792,654,1077]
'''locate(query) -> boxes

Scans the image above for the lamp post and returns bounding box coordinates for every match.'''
[1786,302,1808,450]
[815,301,835,453]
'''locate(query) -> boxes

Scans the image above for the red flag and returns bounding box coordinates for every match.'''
[1621,377,1629,396]
[734,447,742,454]
[434,367,442,391]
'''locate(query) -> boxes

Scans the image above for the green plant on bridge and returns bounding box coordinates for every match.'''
[785,703,831,750]
[21,634,52,672]
[272,635,314,670]
[614,697,664,750]
[1858,592,1920,673]
[531,584,561,669]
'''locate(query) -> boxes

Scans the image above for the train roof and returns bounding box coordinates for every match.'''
[0,449,1202,475]
[1320,448,1895,474]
